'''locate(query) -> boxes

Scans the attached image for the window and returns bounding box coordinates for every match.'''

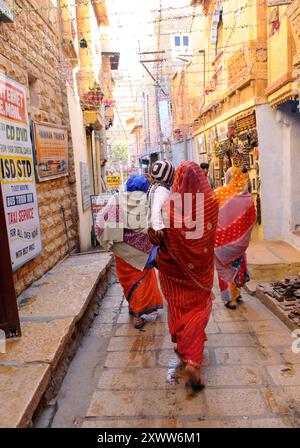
[174,36,181,46]
[183,36,189,46]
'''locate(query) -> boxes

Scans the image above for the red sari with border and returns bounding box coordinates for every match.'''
[158,161,219,368]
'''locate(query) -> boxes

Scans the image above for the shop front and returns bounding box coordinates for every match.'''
[199,109,263,238]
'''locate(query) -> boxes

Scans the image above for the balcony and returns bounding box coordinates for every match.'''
[266,4,297,107]
[226,41,267,97]
[287,0,300,67]
[80,83,104,111]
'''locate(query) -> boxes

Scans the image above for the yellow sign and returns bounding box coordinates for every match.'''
[33,122,68,181]
[106,175,121,189]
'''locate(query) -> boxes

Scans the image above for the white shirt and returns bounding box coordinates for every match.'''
[148,185,171,231]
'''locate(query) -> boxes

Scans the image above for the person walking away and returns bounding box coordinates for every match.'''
[147,160,175,246]
[214,167,256,310]
[157,161,219,391]
[200,162,215,189]
[96,175,163,329]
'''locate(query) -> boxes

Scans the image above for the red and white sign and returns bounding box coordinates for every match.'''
[0,73,42,270]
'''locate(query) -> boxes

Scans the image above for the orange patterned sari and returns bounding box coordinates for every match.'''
[115,257,163,317]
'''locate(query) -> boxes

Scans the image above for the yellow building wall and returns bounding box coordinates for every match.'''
[268,5,296,87]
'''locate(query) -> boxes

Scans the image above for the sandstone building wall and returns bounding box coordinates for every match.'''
[0,0,79,295]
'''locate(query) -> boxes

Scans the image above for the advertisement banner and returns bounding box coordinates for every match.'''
[33,122,68,181]
[0,73,42,270]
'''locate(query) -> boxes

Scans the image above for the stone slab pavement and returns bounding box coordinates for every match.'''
[0,252,112,428]
[50,272,300,428]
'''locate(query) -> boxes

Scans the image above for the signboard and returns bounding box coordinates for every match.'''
[90,193,111,247]
[91,194,111,226]
[0,73,42,271]
[106,175,121,189]
[80,162,91,211]
[33,122,68,181]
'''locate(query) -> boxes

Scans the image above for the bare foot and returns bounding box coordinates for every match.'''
[133,317,145,329]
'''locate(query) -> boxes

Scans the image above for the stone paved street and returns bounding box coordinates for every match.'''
[47,270,300,429]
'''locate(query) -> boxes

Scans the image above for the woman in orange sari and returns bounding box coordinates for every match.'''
[214,167,256,309]
[96,175,163,329]
[157,161,218,391]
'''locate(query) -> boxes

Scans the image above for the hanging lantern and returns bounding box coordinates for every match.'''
[79,38,88,49]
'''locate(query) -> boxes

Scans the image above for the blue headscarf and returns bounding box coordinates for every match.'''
[125,175,149,193]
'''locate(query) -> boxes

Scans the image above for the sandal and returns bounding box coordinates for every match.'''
[185,380,205,393]
[225,301,237,310]
[174,346,182,359]
[236,296,243,303]
[134,317,146,329]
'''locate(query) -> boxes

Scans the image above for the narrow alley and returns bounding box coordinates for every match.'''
[45,267,300,429]
[1,0,300,435]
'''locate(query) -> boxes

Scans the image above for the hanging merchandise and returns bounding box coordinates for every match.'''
[256,194,262,225]
[269,7,281,36]
[79,38,88,48]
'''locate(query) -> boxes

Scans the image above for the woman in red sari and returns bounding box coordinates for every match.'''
[157,161,218,391]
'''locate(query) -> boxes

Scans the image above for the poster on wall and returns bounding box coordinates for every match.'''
[216,122,228,142]
[197,134,207,155]
[80,162,91,211]
[33,122,68,181]
[0,73,42,271]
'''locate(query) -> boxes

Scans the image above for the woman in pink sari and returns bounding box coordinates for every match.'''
[214,167,257,309]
